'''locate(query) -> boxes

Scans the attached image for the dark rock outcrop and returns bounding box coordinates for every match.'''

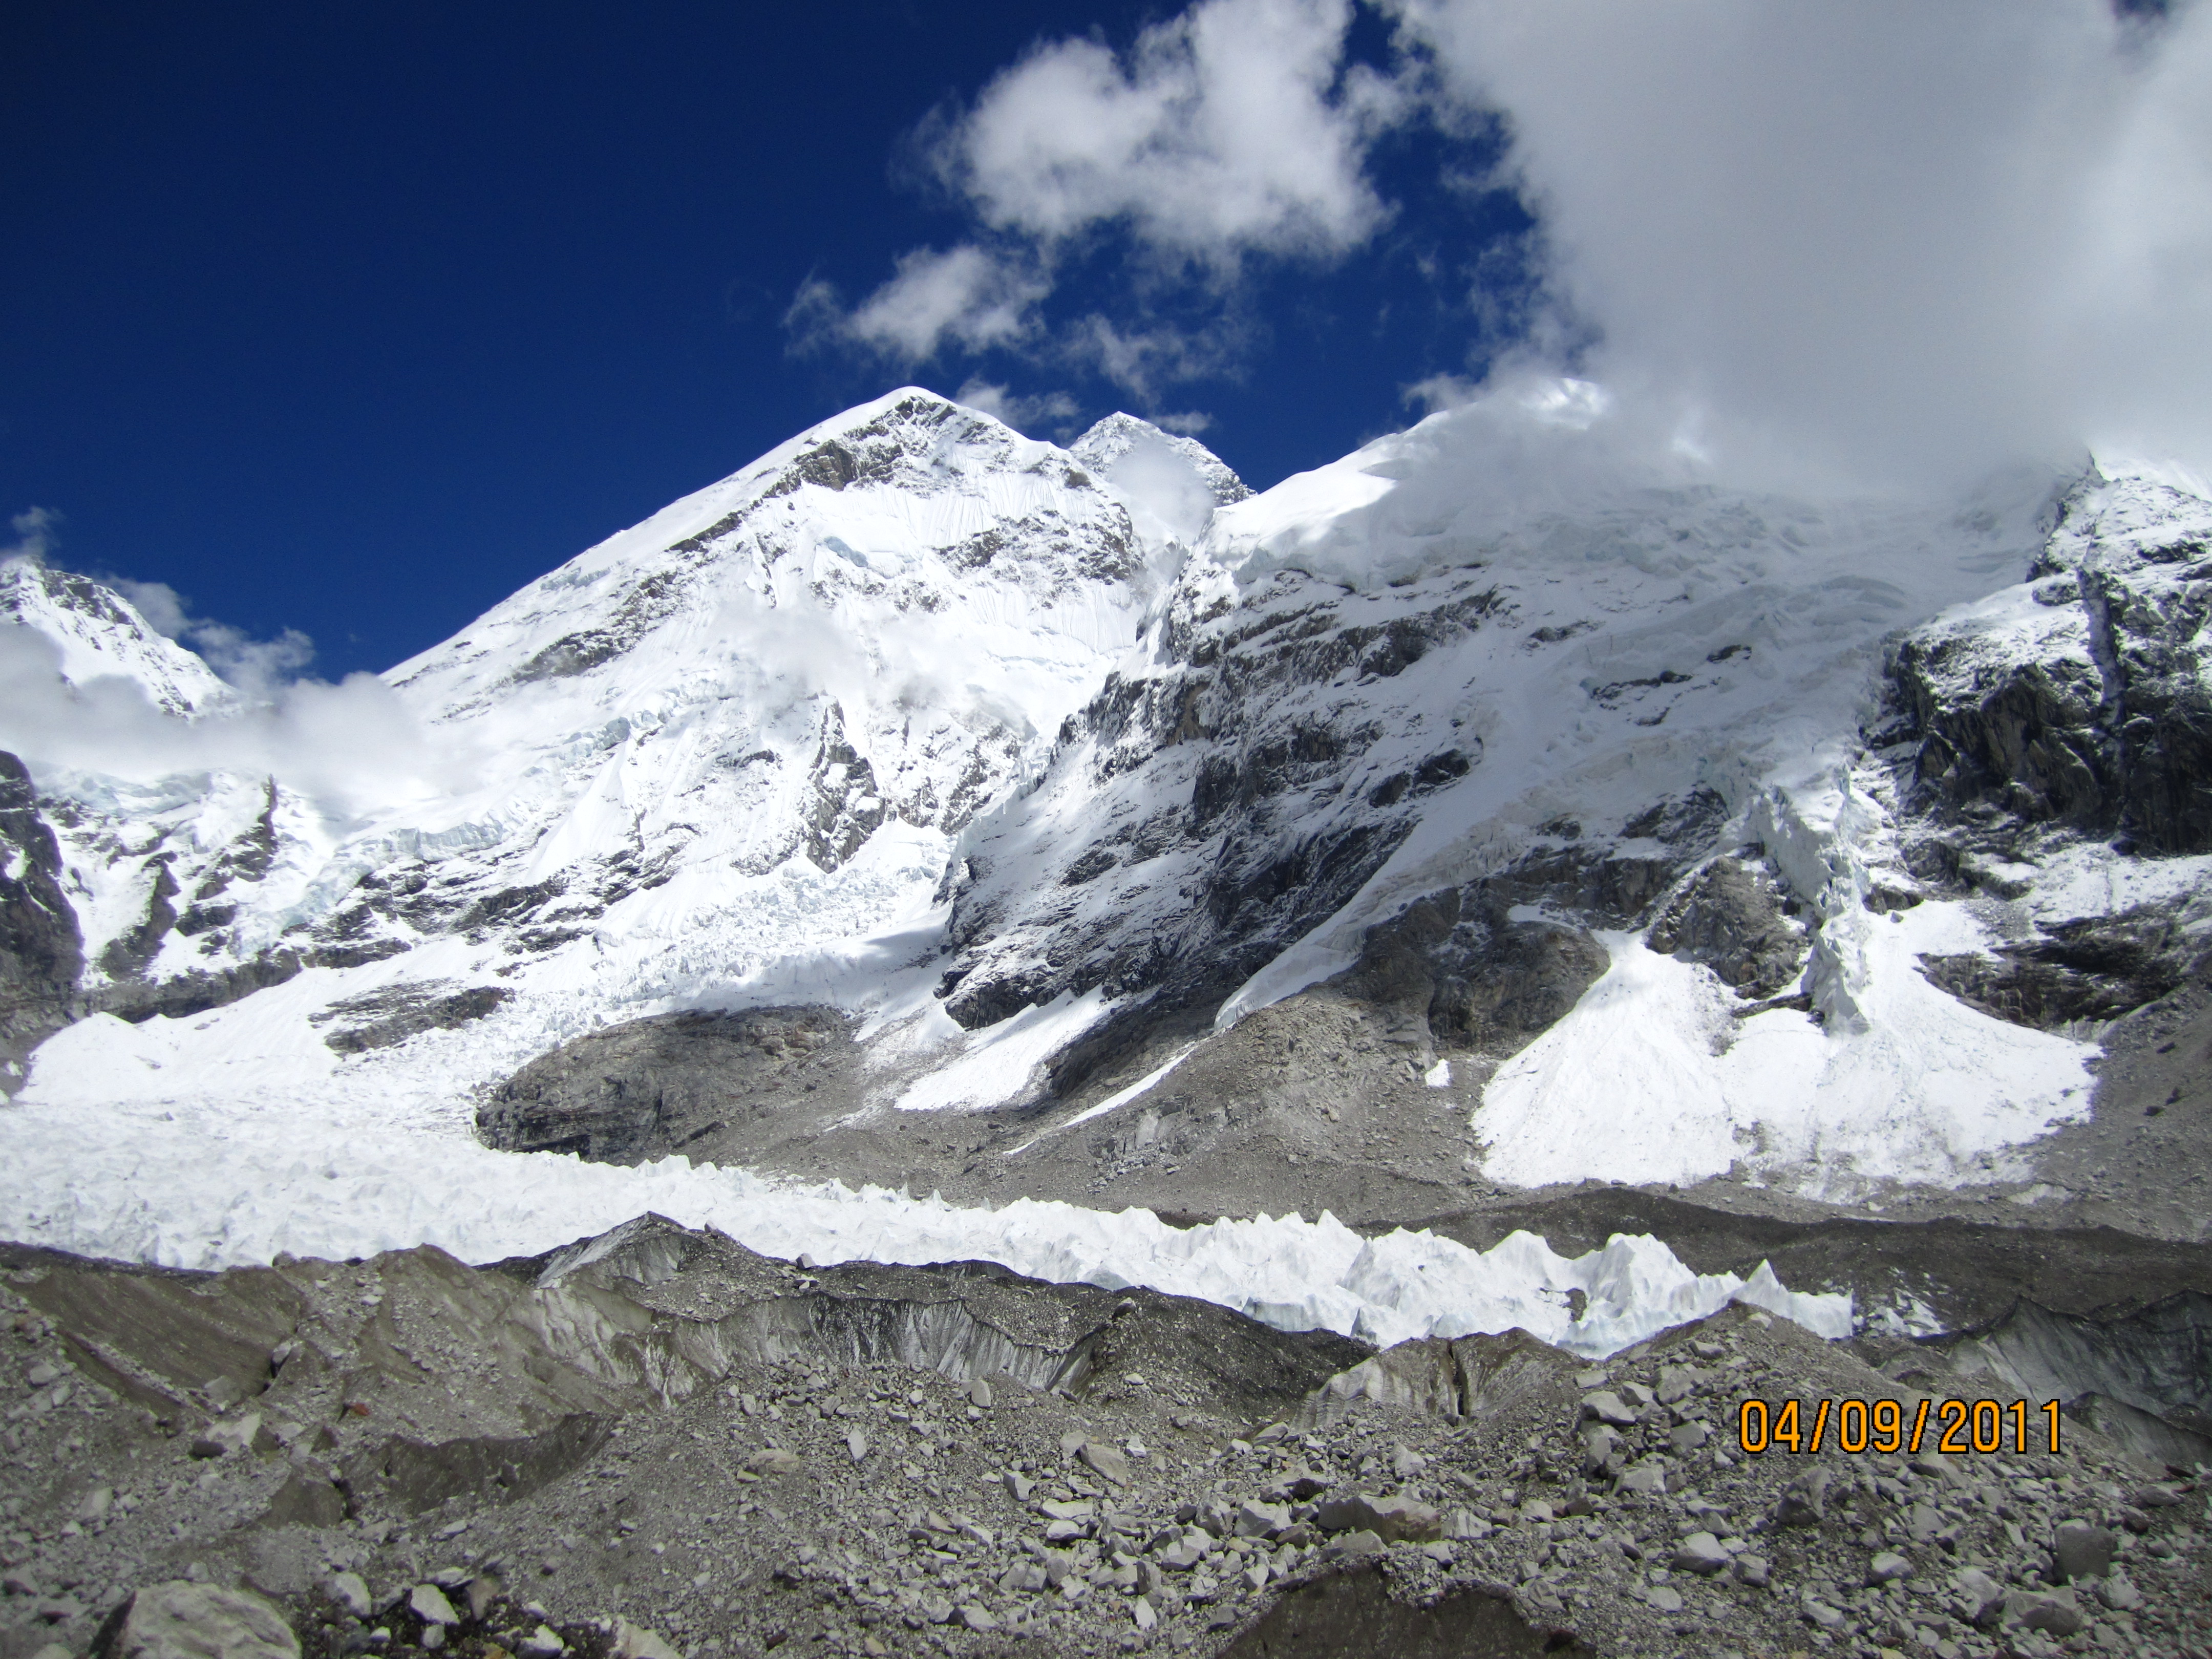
[478,1007,854,1161]
[1885,474,2212,858]
[310,980,512,1055]
[0,750,83,1092]
[1645,854,1809,999]
[1918,901,2206,1031]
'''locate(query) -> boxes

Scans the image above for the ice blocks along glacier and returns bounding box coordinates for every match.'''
[0,1087,1848,1358]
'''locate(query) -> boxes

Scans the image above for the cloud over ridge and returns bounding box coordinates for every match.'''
[798,0,2212,489]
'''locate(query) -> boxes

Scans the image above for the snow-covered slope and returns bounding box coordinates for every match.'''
[1,382,2207,1328]
[0,392,1215,1098]
[1,558,231,716]
[933,396,2209,1198]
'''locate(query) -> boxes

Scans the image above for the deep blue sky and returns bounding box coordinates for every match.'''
[2,3,1524,678]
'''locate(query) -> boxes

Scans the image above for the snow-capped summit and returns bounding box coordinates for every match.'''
[1069,412,1251,508]
[1,556,231,717]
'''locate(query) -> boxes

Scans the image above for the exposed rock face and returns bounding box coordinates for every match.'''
[1887,469,2212,859]
[937,565,1506,1049]
[0,750,83,1093]
[310,982,511,1056]
[1918,900,2207,1032]
[1644,854,1808,1001]
[478,1008,856,1160]
[1328,884,1608,1059]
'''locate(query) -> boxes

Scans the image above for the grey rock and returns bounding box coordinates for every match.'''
[1731,1552,1769,1588]
[323,1573,371,1619]
[1077,1440,1129,1486]
[2051,1518,2115,1582]
[1867,1550,1912,1585]
[1775,1466,1831,1525]
[1645,1585,1683,1613]
[2001,1586,2086,1637]
[1668,1531,1730,1575]
[609,1622,681,1659]
[407,1585,458,1627]
[99,1582,300,1659]
[1578,1422,1620,1468]
[2096,1570,2144,1611]
[1581,1391,1637,1427]
[1953,1567,2008,1627]
[1615,1460,1667,1497]
[518,1627,564,1658]
[1318,1529,1386,1561]
[1233,1501,1290,1539]
[1311,1493,1441,1543]
[1653,1363,1703,1405]
[1666,1421,1709,1455]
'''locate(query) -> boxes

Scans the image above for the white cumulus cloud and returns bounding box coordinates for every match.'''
[941,0,1403,264]
[1392,0,2212,487]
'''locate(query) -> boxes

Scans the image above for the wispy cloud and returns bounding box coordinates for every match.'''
[789,244,1050,365]
[953,377,1082,434]
[108,575,316,699]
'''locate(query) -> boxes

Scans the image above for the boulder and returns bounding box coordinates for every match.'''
[1310,1493,1441,1543]
[1867,1551,1912,1585]
[610,1621,681,1659]
[2052,1519,2116,1582]
[1233,1501,1290,1539]
[1580,1391,1637,1427]
[2002,1587,2086,1637]
[1614,1460,1667,1497]
[95,1581,300,1659]
[1669,1532,1730,1575]
[1077,1441,1130,1486]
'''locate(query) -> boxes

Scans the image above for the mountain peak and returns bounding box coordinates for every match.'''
[1071,413,1250,507]
[0,556,231,717]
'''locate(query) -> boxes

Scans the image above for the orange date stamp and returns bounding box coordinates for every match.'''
[1736,1396,2060,1456]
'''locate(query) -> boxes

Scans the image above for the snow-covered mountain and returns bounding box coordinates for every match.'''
[2,385,2208,1271]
